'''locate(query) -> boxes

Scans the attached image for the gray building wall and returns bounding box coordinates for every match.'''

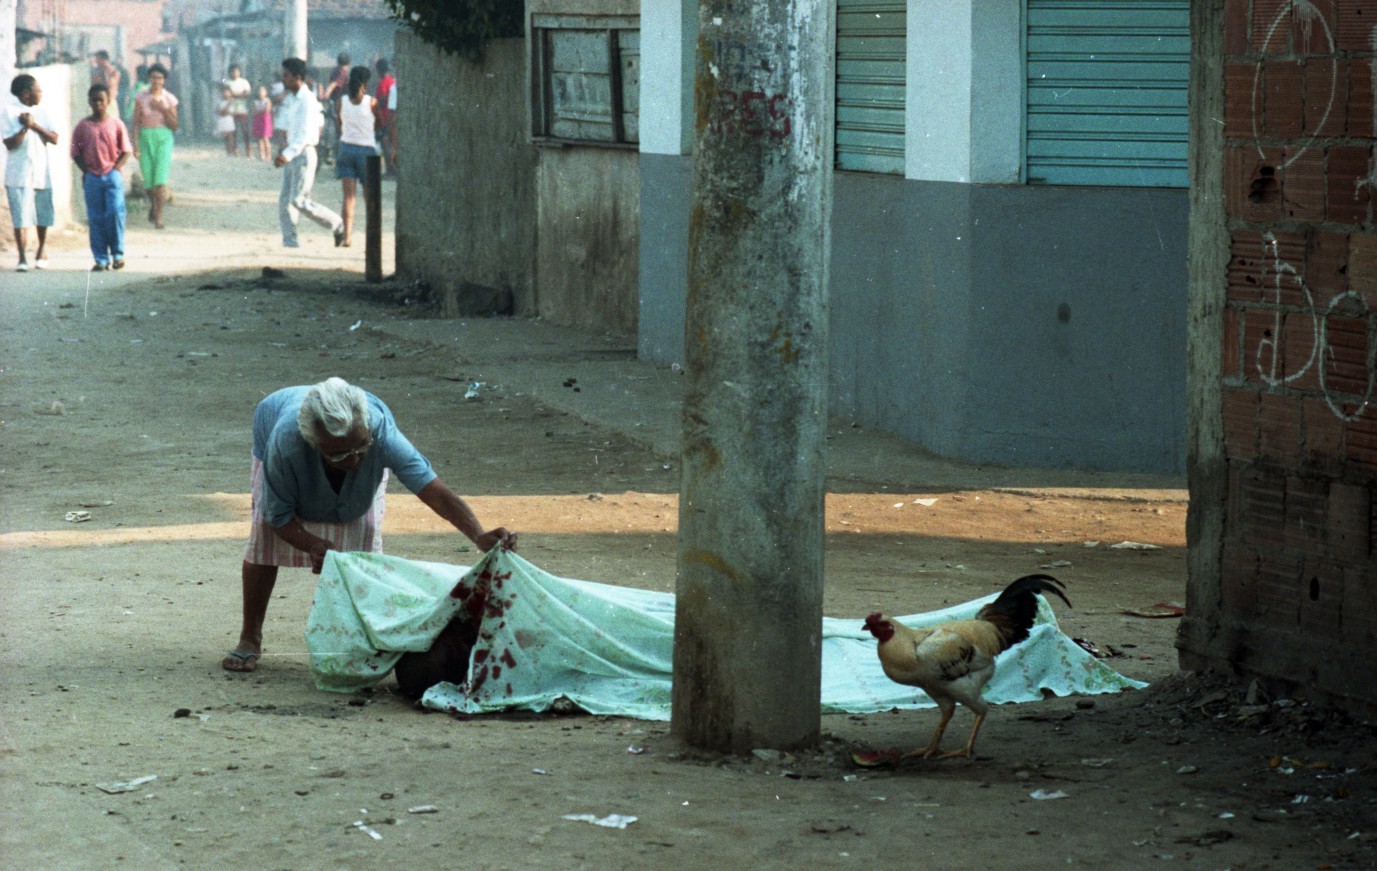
[640,160,1189,475]
[393,34,536,315]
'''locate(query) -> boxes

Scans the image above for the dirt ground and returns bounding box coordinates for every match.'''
[1,150,1374,870]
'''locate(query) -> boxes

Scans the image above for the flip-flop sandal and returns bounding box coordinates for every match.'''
[223,650,260,672]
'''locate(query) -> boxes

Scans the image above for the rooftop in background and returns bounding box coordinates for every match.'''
[163,0,396,28]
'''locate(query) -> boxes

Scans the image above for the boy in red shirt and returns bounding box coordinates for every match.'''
[70,84,132,271]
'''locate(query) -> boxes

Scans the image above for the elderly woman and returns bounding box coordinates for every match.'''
[223,377,516,672]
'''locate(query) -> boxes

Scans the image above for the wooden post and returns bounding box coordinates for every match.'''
[365,153,382,282]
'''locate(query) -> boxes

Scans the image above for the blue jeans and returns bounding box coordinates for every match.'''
[83,169,126,265]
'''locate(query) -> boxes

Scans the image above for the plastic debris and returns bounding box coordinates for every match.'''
[407,805,439,814]
[1110,541,1161,550]
[64,510,92,523]
[562,813,638,829]
[913,498,938,507]
[96,775,157,794]
[1123,602,1185,619]
[1029,789,1069,800]
[464,381,483,400]
[349,320,362,331]
[352,820,383,840]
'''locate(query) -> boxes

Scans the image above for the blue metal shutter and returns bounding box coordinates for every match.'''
[1025,0,1189,187]
[836,0,906,174]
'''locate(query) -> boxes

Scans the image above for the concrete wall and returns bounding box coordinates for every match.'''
[640,159,1189,474]
[393,33,536,315]
[1179,0,1377,714]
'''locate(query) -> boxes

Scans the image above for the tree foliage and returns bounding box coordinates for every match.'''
[385,0,524,61]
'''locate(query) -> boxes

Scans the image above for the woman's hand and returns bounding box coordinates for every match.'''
[308,540,332,574]
[474,528,516,552]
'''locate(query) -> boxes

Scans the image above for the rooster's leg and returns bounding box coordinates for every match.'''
[935,710,985,759]
[902,699,954,759]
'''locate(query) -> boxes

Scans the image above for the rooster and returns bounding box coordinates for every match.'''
[862,574,1071,761]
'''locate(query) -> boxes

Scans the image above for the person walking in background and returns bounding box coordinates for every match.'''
[274,57,344,249]
[131,63,178,230]
[318,52,351,166]
[89,51,122,117]
[334,65,378,248]
[225,64,252,158]
[252,84,274,161]
[4,74,59,272]
[373,58,396,177]
[123,65,149,121]
[70,84,131,271]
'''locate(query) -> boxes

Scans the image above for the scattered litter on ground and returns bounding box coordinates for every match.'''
[96,775,157,794]
[1123,602,1185,619]
[1110,541,1161,550]
[349,320,363,331]
[64,510,91,523]
[464,381,484,400]
[407,805,439,814]
[913,498,938,507]
[351,820,382,840]
[563,813,637,829]
[1029,789,1069,800]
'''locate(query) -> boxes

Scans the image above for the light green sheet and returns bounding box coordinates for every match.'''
[305,548,1146,720]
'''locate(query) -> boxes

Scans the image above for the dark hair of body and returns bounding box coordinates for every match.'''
[11,74,36,98]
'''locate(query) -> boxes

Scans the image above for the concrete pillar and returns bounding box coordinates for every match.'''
[1179,0,1229,665]
[287,0,308,61]
[671,0,834,754]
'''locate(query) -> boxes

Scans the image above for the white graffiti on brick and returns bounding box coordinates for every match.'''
[1253,233,1375,422]
[1252,0,1335,169]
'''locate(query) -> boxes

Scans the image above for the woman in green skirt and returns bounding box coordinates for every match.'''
[130,64,178,229]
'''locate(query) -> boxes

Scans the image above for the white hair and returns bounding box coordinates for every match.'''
[298,377,370,444]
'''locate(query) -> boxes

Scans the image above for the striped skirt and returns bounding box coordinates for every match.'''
[243,456,387,567]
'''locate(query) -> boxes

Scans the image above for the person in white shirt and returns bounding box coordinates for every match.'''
[333,65,379,247]
[3,74,60,272]
[224,64,252,158]
[273,57,343,248]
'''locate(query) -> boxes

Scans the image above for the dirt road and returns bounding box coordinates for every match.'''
[2,150,1373,869]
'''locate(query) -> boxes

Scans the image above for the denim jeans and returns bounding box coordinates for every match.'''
[82,169,126,265]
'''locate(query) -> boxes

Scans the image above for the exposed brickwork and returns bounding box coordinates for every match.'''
[1214,2,1377,703]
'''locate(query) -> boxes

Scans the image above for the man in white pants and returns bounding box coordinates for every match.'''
[273,57,343,248]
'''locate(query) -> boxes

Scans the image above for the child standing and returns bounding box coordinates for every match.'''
[70,84,132,271]
[252,85,274,161]
[215,86,237,155]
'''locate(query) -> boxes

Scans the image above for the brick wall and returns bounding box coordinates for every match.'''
[1211,0,1377,706]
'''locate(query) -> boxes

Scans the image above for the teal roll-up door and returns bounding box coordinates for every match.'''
[1026,0,1189,187]
[836,0,906,174]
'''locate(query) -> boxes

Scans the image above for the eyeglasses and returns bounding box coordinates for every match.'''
[322,440,371,463]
